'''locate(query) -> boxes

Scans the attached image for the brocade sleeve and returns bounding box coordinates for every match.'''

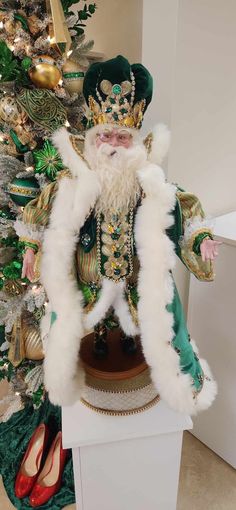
[176,190,214,281]
[14,180,59,253]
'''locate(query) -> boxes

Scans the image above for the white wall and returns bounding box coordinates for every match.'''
[143,0,236,309]
[82,0,143,62]
[142,0,179,134]
[168,0,236,217]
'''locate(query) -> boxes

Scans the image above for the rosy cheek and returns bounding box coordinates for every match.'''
[123,139,133,149]
[95,138,103,148]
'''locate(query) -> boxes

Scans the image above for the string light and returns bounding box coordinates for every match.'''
[67,50,72,57]
[26,166,34,172]
[0,22,3,29]
[47,35,55,44]
[58,79,63,86]
[65,120,70,127]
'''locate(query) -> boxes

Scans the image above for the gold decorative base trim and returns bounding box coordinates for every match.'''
[80,395,160,416]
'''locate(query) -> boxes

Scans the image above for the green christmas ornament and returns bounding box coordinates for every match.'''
[8,176,40,207]
[33,140,64,181]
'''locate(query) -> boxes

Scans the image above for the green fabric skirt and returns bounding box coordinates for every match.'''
[0,398,75,509]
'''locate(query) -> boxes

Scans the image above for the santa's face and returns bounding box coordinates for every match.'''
[95,127,133,151]
[84,124,147,214]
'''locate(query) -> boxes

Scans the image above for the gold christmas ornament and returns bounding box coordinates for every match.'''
[0,96,27,127]
[8,317,25,367]
[22,318,44,361]
[46,0,72,56]
[62,59,85,95]
[29,55,62,90]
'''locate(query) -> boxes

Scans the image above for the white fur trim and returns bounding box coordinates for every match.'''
[84,279,138,336]
[14,219,44,242]
[135,163,217,415]
[194,357,217,414]
[181,215,214,244]
[41,151,101,406]
[84,279,118,331]
[51,127,89,178]
[148,124,171,165]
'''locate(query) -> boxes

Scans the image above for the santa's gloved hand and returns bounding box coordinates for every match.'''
[200,238,221,262]
[22,247,36,281]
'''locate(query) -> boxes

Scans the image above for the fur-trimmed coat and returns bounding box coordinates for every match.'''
[16,126,217,415]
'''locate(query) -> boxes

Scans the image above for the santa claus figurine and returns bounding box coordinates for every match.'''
[17,55,220,415]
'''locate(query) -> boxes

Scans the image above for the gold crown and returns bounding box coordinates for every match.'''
[87,76,146,129]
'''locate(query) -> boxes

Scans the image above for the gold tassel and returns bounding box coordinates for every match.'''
[46,0,72,56]
[8,317,25,367]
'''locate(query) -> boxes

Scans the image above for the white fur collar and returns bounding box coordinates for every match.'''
[52,123,171,175]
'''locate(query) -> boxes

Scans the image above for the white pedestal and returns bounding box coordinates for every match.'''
[62,400,192,510]
[188,211,236,468]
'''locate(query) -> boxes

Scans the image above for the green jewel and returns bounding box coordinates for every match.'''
[105,107,112,113]
[111,233,120,240]
[120,108,128,114]
[110,97,116,104]
[112,84,122,95]
[119,97,125,105]
[113,112,119,121]
[33,140,64,181]
[114,251,121,258]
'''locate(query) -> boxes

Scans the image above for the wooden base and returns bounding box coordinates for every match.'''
[80,329,147,381]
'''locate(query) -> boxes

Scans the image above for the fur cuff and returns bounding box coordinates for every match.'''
[180,216,214,252]
[14,219,45,243]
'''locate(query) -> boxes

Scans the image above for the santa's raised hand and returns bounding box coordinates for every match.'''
[200,238,221,261]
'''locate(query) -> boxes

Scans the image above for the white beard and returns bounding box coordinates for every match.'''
[84,140,147,215]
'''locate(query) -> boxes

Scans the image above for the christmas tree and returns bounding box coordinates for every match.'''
[0,1,97,507]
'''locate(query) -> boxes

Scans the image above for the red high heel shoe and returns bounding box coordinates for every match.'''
[15,423,49,499]
[29,431,67,508]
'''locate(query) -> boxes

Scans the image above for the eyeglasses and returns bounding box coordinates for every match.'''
[96,128,133,144]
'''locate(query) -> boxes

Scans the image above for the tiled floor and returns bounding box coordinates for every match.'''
[1,378,236,510]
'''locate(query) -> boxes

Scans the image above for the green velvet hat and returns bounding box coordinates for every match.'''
[83,55,153,129]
